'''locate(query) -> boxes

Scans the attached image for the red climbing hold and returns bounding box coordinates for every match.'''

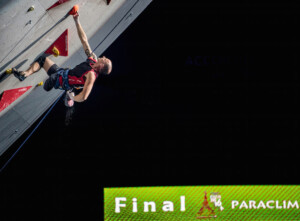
[68,5,79,15]
[45,29,69,57]
[47,0,70,11]
[0,86,32,112]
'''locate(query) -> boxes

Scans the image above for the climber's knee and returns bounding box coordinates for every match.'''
[35,55,47,68]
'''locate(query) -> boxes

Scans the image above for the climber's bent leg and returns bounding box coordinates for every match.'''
[14,55,56,81]
[43,64,61,91]
[42,57,55,74]
[22,55,54,77]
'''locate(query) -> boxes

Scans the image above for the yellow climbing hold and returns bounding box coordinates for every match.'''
[52,47,60,57]
[37,81,43,86]
[6,68,12,74]
[27,6,35,12]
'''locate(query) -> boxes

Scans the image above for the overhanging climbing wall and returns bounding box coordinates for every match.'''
[0,0,152,156]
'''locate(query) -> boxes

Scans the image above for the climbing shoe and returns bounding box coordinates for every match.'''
[12,68,26,81]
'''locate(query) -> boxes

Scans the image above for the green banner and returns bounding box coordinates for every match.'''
[104,185,299,220]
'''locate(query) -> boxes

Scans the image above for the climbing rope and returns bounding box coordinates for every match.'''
[0,93,63,173]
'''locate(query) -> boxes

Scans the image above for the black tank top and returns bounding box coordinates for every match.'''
[67,57,98,87]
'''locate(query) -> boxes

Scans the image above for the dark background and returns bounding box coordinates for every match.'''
[0,0,299,220]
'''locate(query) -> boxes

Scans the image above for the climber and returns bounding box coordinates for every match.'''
[13,12,112,105]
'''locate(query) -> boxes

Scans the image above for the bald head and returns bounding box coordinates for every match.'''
[98,56,112,75]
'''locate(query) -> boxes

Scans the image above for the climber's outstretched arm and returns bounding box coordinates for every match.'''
[73,13,97,60]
